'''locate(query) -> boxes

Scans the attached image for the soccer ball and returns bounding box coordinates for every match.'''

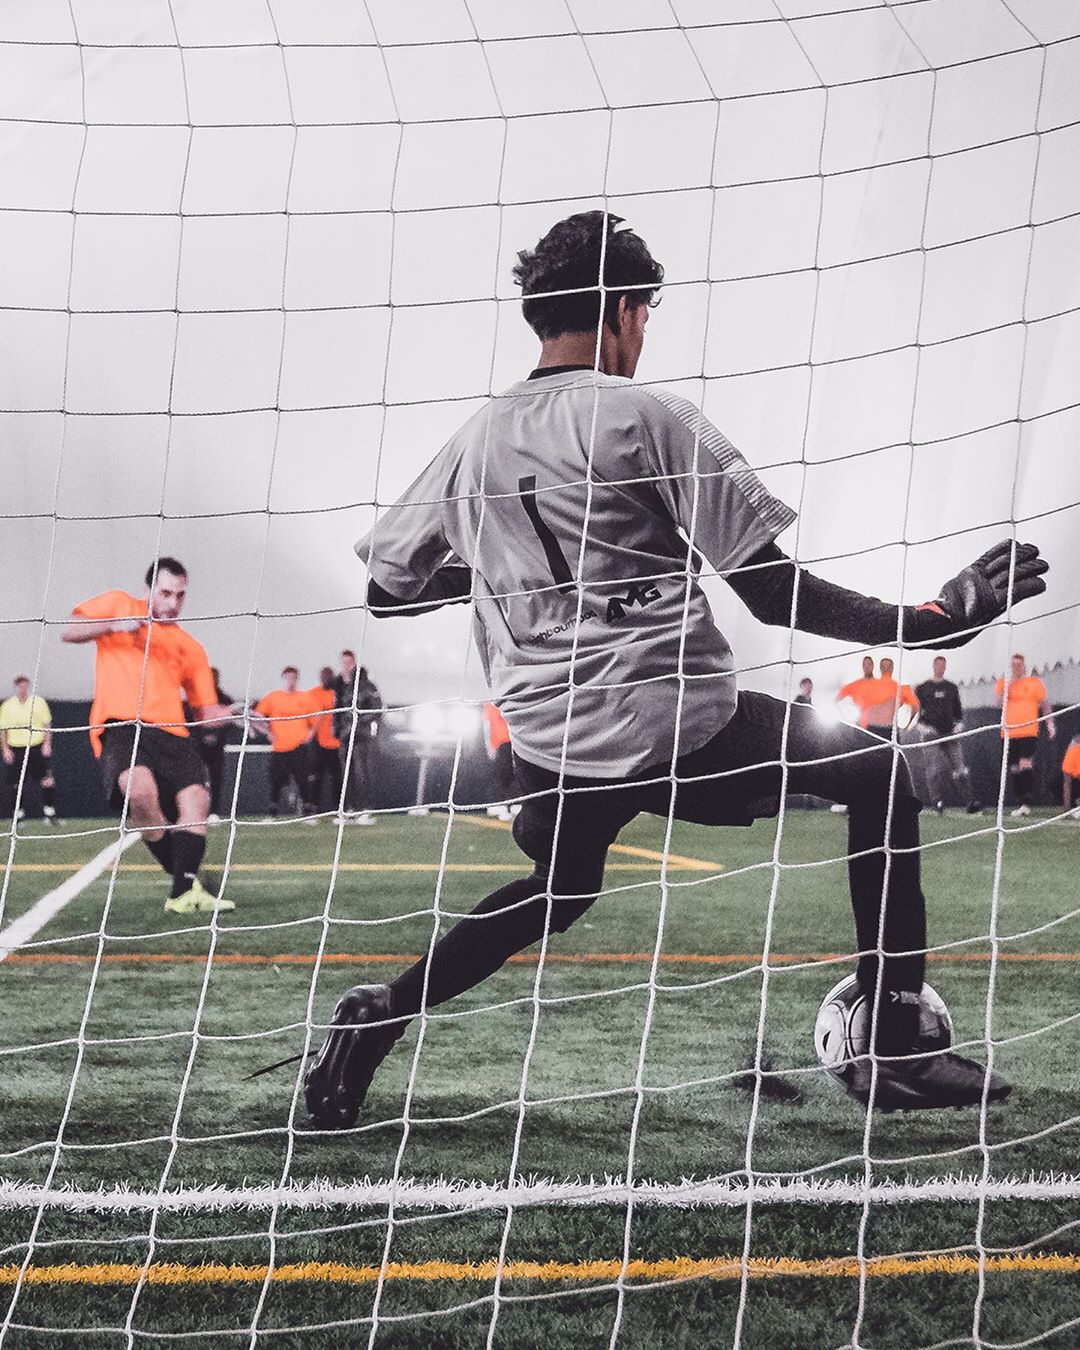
[813,975,953,1087]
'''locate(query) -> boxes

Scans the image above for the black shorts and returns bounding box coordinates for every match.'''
[99,722,209,814]
[1006,737,1037,767]
[511,689,918,887]
[6,744,49,786]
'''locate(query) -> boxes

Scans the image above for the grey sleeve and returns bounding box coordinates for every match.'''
[641,388,796,573]
[355,450,456,600]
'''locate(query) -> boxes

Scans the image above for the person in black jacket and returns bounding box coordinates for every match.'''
[914,656,980,814]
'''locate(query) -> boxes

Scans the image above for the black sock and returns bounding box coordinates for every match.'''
[1015,768,1034,805]
[145,833,174,876]
[170,830,207,898]
[390,873,595,1019]
[42,785,57,813]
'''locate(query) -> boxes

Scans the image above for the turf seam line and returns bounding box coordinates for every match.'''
[1,1174,1077,1214]
[0,1253,1076,1286]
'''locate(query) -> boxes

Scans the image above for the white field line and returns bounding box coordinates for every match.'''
[0,834,139,961]
[0,1174,1076,1215]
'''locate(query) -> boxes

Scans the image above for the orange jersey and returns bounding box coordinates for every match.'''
[483,703,510,757]
[255,689,316,753]
[840,676,918,729]
[72,590,216,757]
[995,675,1046,739]
[1062,743,1080,778]
[306,686,340,750]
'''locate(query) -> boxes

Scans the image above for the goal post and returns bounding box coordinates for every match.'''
[1,4,1079,1348]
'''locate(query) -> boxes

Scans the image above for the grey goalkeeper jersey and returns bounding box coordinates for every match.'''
[356,369,795,778]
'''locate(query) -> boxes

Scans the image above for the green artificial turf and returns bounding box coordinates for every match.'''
[0,809,1076,1347]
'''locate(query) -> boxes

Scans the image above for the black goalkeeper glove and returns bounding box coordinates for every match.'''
[906,540,1048,649]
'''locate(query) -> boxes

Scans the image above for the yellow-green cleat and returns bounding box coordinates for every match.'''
[164,877,235,915]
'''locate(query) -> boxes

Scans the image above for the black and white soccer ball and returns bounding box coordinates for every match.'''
[813,975,953,1086]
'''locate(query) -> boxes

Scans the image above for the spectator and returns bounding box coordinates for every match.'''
[914,656,980,814]
[864,658,919,740]
[336,652,383,823]
[836,655,875,724]
[837,656,917,739]
[250,667,317,820]
[0,675,59,825]
[795,677,814,706]
[1062,733,1080,820]
[483,702,516,820]
[307,665,343,814]
[995,653,1055,818]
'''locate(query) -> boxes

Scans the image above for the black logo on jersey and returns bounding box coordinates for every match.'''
[605,582,661,623]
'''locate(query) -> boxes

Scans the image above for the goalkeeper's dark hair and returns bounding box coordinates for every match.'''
[145,556,187,588]
[513,212,664,340]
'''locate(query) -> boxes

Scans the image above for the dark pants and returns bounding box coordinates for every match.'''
[341,737,376,812]
[268,746,311,814]
[389,692,926,1052]
[308,744,344,811]
[195,737,226,815]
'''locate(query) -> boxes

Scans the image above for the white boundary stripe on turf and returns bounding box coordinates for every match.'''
[0,1174,1077,1214]
[0,834,139,961]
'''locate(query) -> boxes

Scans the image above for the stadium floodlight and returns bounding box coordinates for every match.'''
[1,4,1078,1349]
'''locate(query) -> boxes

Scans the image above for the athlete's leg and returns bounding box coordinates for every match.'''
[388,763,641,1020]
[668,693,926,1054]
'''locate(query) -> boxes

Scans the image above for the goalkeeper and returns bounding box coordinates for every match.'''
[305,212,1048,1126]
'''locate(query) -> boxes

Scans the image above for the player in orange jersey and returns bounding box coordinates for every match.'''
[1061,734,1080,819]
[995,654,1055,817]
[306,666,343,815]
[837,656,917,738]
[63,557,235,914]
[249,667,318,819]
[863,658,920,740]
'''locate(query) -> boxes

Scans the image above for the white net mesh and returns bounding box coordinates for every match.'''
[1,2,1079,1346]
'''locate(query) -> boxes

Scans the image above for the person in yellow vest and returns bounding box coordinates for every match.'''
[995,653,1055,818]
[0,676,59,825]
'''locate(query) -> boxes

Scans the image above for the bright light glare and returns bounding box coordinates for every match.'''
[814,700,845,725]
[409,703,445,739]
[408,702,482,741]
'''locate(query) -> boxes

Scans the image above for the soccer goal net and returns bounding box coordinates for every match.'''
[1,2,1079,1346]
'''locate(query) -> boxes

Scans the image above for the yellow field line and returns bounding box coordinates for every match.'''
[457,813,720,872]
[3,862,703,874]
[3,951,1075,968]
[1,1253,1075,1287]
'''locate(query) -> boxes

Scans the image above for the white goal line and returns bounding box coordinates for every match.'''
[1,1173,1077,1215]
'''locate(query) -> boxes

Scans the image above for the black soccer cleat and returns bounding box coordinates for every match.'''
[846,1050,1011,1112]
[304,983,403,1130]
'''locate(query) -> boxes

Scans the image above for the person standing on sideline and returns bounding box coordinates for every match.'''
[795,677,814,707]
[336,652,382,823]
[0,676,59,825]
[306,666,344,814]
[996,654,1055,817]
[482,702,516,820]
[250,667,317,820]
[1061,733,1080,820]
[861,658,919,741]
[836,655,876,725]
[63,558,234,913]
[914,656,980,814]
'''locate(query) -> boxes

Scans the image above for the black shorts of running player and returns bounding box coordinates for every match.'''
[6,744,49,787]
[99,721,209,817]
[1006,736,1037,767]
[509,689,927,1001]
